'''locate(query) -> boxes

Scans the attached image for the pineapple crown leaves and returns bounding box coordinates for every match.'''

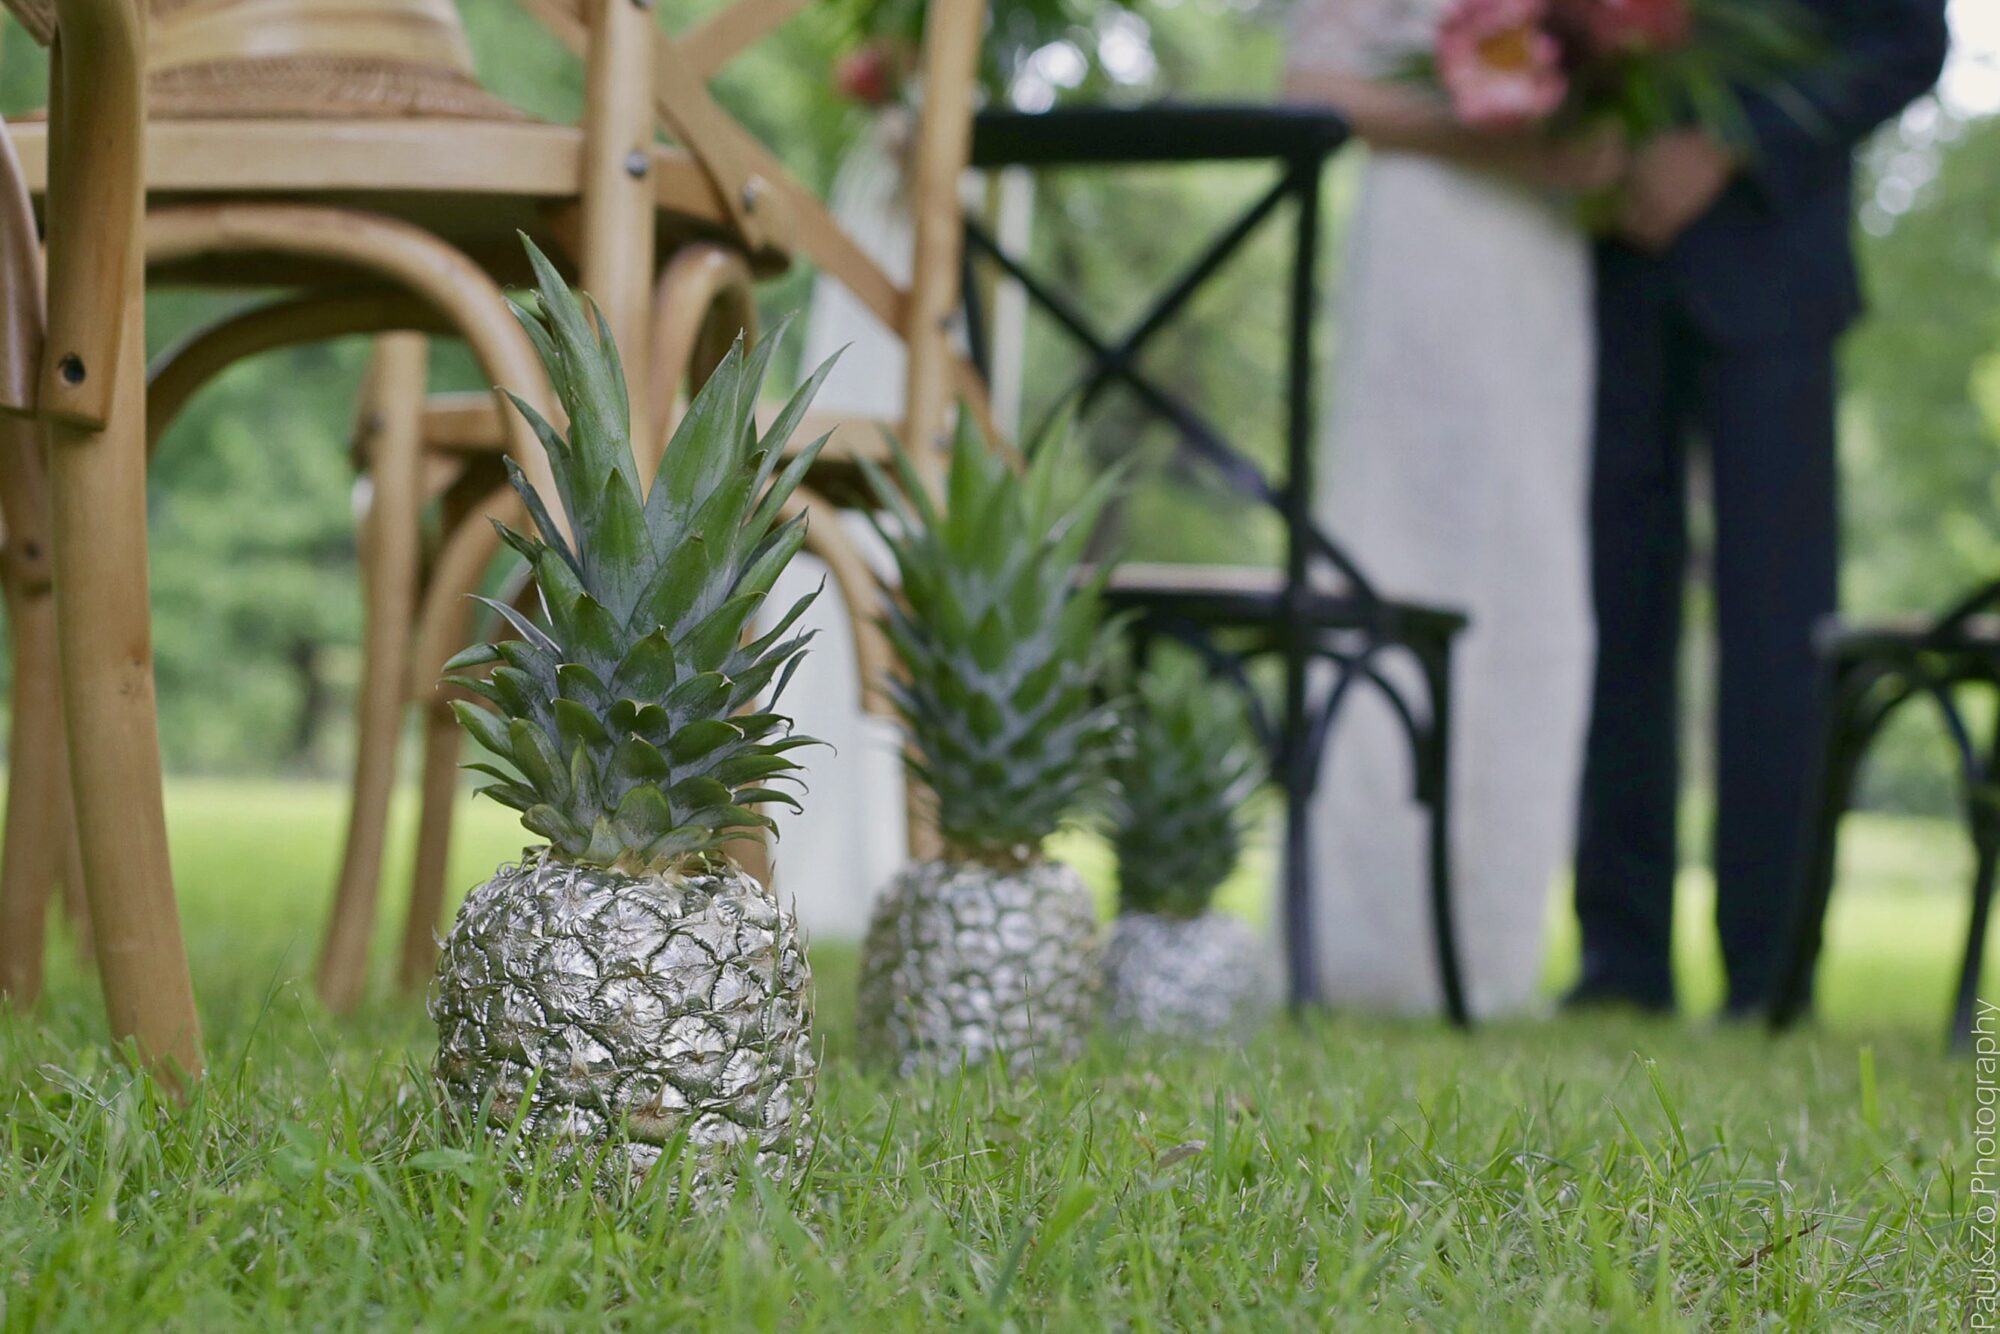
[1108,648,1265,918]
[442,235,832,872]
[859,409,1128,863]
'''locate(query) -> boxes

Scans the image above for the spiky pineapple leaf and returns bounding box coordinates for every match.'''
[1109,647,1265,917]
[443,642,502,671]
[451,700,513,761]
[443,236,828,872]
[863,412,1126,862]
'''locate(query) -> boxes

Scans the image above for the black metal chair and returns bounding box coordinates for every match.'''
[1770,579,2000,1049]
[966,104,1472,1024]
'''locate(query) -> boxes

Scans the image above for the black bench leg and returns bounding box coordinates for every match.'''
[1276,616,1318,1012]
[1415,637,1469,1027]
[1283,768,1316,1012]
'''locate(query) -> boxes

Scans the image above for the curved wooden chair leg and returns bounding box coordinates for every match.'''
[37,1,204,1079]
[0,483,60,1003]
[4,600,94,976]
[397,462,503,991]
[0,115,65,1005]
[317,334,427,1012]
[46,341,203,1071]
[734,805,776,886]
[0,437,93,997]
[398,697,464,991]
[143,296,457,999]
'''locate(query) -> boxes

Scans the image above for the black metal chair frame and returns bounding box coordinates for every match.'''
[966,104,1471,1024]
[1771,578,2000,1049]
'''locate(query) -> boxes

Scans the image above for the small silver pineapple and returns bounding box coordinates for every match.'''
[852,419,1124,1077]
[432,853,814,1189]
[1102,648,1275,1040]
[1101,910,1275,1040]
[858,859,1101,1076]
[428,243,832,1196]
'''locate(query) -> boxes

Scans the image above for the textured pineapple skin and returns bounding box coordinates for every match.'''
[1102,911,1277,1041]
[857,859,1102,1076]
[430,851,814,1193]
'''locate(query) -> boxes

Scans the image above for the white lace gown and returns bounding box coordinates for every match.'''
[1290,0,1595,1015]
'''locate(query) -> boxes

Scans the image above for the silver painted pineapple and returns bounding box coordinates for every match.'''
[1102,649,1276,1040]
[855,419,1123,1076]
[429,238,830,1193]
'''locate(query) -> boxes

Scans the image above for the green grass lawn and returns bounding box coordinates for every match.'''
[0,779,1985,1327]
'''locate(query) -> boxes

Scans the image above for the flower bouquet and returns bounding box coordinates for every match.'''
[1411,0,1822,222]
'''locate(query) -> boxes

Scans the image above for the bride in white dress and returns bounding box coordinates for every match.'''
[1283,0,1618,1015]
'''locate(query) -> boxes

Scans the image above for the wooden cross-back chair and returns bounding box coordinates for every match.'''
[0,0,990,1071]
[367,0,994,995]
[117,0,989,1009]
[0,0,206,1073]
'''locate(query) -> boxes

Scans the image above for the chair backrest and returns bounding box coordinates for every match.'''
[509,0,995,489]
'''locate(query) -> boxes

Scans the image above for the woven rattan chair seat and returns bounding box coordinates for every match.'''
[143,55,523,121]
[7,0,523,121]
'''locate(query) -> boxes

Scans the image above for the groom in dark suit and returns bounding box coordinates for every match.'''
[1570,0,1950,1015]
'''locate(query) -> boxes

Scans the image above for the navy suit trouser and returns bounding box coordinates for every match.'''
[1575,251,1840,1011]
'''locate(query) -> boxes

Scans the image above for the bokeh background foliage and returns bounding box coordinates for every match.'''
[0,1,1993,814]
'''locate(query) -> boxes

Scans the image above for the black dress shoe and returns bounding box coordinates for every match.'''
[1560,975,1675,1015]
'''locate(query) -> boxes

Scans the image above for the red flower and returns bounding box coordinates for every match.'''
[1437,0,1569,130]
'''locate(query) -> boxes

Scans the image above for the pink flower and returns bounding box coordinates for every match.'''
[1561,0,1694,54]
[1436,0,1569,130]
